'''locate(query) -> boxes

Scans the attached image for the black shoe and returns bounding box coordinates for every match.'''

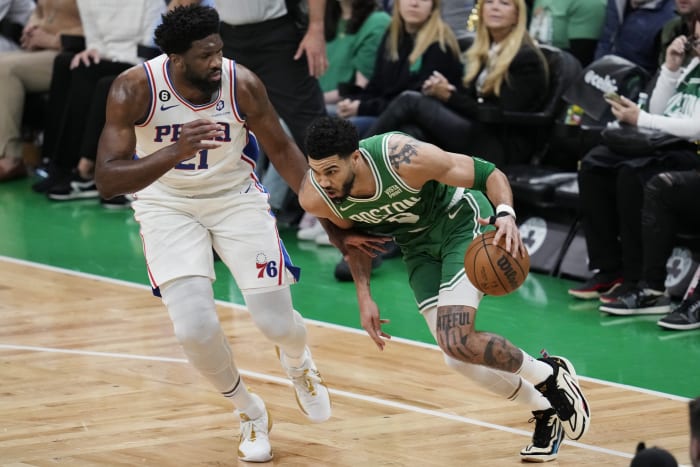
[568,272,622,300]
[334,255,383,282]
[47,172,98,200]
[599,281,637,304]
[657,298,700,330]
[535,356,590,441]
[599,288,671,316]
[520,408,564,462]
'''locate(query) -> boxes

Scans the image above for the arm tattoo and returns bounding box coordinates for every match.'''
[388,141,418,171]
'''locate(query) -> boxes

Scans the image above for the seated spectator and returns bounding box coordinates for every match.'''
[0,0,83,182]
[368,0,549,167]
[529,0,607,67]
[321,0,390,111]
[33,0,165,208]
[0,0,35,52]
[629,441,678,467]
[569,19,700,302]
[335,0,463,137]
[595,0,677,75]
[659,0,699,67]
[598,169,700,319]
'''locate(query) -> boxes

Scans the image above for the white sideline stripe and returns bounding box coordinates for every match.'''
[0,255,691,404]
[0,342,632,461]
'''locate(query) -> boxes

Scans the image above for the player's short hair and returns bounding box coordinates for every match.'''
[154,5,220,55]
[305,116,359,160]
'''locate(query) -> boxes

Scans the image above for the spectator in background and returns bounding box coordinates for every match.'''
[0,0,83,182]
[529,0,607,67]
[321,0,390,112]
[33,0,165,208]
[298,0,390,245]
[335,0,463,137]
[0,0,35,52]
[659,0,700,66]
[595,0,676,75]
[368,0,549,167]
[569,19,700,303]
[599,169,700,320]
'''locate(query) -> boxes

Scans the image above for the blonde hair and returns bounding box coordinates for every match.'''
[386,0,461,64]
[464,0,546,96]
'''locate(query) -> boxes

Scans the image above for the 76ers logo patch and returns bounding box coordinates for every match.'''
[255,253,278,279]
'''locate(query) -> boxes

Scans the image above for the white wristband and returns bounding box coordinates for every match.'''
[496,204,516,219]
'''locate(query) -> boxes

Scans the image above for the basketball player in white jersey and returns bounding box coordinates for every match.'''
[95,5,331,462]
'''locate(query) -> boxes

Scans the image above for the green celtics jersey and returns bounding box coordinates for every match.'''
[308,132,472,238]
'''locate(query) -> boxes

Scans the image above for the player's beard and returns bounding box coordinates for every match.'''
[331,172,356,205]
[186,68,221,96]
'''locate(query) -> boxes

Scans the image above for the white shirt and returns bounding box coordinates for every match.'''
[214,0,287,26]
[76,0,165,64]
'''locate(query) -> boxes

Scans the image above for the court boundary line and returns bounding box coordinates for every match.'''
[0,342,632,461]
[1,255,690,403]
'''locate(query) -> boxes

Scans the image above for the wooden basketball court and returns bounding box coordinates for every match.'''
[0,257,692,466]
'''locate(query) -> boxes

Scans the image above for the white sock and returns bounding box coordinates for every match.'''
[510,379,552,411]
[515,350,554,386]
[223,377,263,419]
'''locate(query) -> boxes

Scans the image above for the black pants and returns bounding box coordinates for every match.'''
[43,52,131,172]
[219,15,325,154]
[578,144,700,282]
[642,170,700,290]
[368,90,532,167]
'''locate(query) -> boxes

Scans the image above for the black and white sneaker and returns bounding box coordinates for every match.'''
[599,288,671,315]
[520,408,564,462]
[47,173,98,200]
[657,299,700,330]
[535,356,590,441]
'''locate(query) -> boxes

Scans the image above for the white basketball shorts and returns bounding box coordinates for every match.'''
[131,181,299,293]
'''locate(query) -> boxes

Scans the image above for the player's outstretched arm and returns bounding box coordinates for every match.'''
[385,133,525,257]
[95,67,223,199]
[235,64,309,195]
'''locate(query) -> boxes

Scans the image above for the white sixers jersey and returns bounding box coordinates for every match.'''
[135,54,259,196]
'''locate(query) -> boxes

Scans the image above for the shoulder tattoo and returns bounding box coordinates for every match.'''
[387,140,418,171]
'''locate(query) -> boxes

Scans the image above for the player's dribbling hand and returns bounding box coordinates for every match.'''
[359,298,391,351]
[477,214,526,259]
[174,119,224,160]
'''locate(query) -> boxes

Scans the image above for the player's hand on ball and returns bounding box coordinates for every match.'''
[358,297,391,350]
[478,214,525,259]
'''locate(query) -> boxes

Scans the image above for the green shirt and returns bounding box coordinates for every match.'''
[529,0,606,50]
[308,133,466,239]
[319,11,390,92]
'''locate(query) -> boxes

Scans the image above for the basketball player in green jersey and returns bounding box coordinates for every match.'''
[300,116,591,462]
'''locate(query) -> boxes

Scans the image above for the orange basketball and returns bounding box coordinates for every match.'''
[464,230,530,296]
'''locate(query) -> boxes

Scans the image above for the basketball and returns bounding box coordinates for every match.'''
[464,230,530,296]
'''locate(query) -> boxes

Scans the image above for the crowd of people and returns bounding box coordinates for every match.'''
[1,0,699,463]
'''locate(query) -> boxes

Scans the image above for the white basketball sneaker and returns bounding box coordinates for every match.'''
[235,393,273,462]
[278,346,332,423]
